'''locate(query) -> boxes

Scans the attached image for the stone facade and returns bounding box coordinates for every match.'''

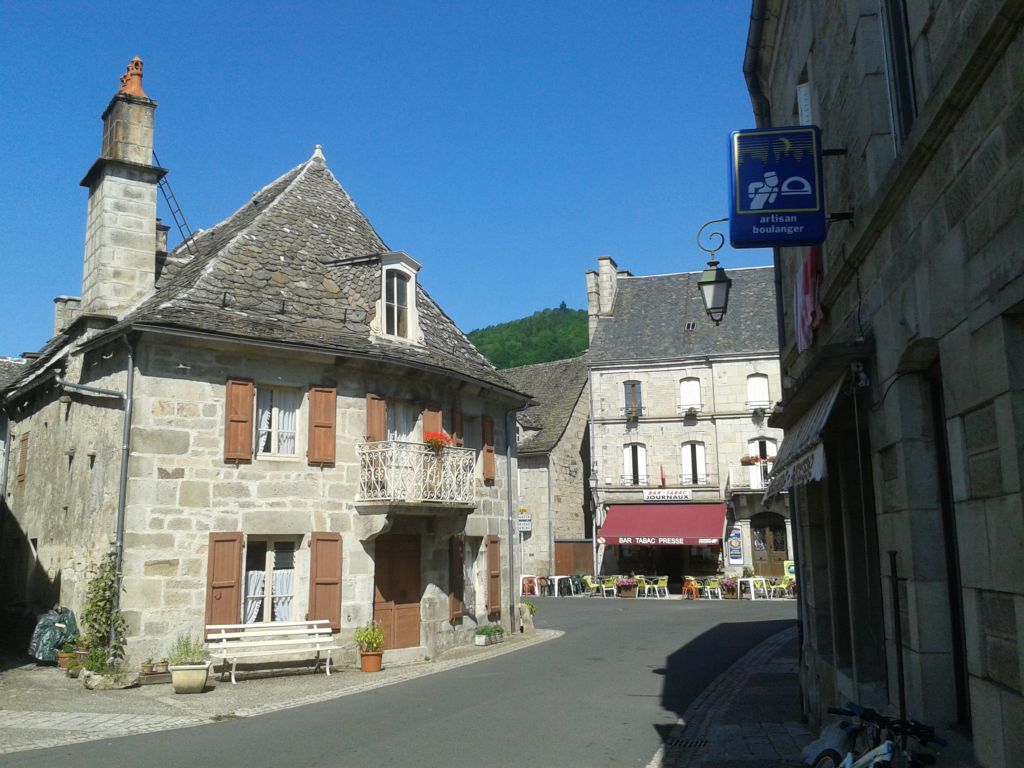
[586,258,790,579]
[747,2,1024,764]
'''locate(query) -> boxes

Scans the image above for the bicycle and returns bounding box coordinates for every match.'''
[808,703,946,767]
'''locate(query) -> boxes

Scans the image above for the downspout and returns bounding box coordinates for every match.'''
[505,405,527,626]
[55,334,135,650]
[587,366,599,578]
[546,455,554,578]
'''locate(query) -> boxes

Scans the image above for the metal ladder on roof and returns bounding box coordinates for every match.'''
[152,151,197,256]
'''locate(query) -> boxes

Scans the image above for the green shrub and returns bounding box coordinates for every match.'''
[475,624,504,637]
[167,633,209,665]
[82,647,107,672]
[354,621,384,652]
[80,549,127,661]
[519,599,537,616]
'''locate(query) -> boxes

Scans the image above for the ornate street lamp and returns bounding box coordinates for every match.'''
[696,217,732,325]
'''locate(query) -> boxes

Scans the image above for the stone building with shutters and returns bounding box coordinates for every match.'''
[745,2,1024,763]
[585,256,789,583]
[502,356,592,580]
[0,59,527,662]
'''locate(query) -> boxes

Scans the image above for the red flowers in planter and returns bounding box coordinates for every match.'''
[423,431,452,451]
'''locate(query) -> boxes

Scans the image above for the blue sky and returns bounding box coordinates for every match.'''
[0,1,770,357]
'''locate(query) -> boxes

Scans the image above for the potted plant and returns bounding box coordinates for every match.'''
[154,657,169,673]
[56,637,78,669]
[423,431,452,453]
[615,577,638,597]
[474,624,505,646]
[739,455,761,466]
[167,633,210,694]
[141,657,154,675]
[752,406,767,421]
[66,660,82,679]
[684,406,698,419]
[354,620,385,672]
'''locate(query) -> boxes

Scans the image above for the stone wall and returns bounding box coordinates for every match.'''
[755,1,1024,761]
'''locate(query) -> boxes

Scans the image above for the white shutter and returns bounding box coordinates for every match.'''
[680,379,702,409]
[636,444,647,484]
[747,374,770,406]
[694,443,706,482]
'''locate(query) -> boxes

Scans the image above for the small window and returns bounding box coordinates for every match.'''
[746,374,771,409]
[685,321,697,332]
[623,381,643,418]
[244,538,297,623]
[679,378,702,413]
[622,443,647,486]
[256,387,299,456]
[880,0,917,146]
[385,270,410,337]
[17,433,28,483]
[681,441,707,485]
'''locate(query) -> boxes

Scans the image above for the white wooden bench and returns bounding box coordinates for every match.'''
[205,620,341,684]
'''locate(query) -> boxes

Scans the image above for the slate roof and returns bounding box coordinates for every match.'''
[501,356,588,455]
[0,358,26,389]
[84,149,525,398]
[587,266,778,364]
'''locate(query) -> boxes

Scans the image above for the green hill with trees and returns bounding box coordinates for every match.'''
[467,303,588,369]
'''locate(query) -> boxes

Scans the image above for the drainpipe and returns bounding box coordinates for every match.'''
[505,405,527,626]
[586,366,599,578]
[546,456,554,578]
[56,334,135,650]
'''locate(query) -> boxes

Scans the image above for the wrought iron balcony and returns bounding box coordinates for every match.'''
[678,473,717,487]
[357,441,476,505]
[728,460,774,491]
[620,405,645,419]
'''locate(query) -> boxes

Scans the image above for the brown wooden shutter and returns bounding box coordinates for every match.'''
[451,410,464,447]
[486,535,501,619]
[366,393,387,442]
[422,402,442,436]
[205,532,243,630]
[482,416,495,484]
[448,535,465,622]
[224,380,254,462]
[307,387,337,466]
[308,532,343,631]
[16,433,28,483]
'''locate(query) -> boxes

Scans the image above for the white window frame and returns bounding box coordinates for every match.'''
[375,251,423,343]
[681,441,707,485]
[746,374,771,409]
[244,537,299,624]
[679,378,703,413]
[622,443,647,486]
[255,386,301,458]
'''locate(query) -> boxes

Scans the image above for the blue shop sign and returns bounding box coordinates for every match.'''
[729,126,826,248]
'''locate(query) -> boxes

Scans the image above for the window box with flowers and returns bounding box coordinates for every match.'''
[739,455,762,466]
[423,431,452,453]
[615,577,638,598]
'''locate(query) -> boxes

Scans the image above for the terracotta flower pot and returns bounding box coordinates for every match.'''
[360,651,383,673]
[56,651,74,669]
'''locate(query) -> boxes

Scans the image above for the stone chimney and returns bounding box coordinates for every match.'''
[53,296,82,335]
[586,256,620,341]
[79,57,165,318]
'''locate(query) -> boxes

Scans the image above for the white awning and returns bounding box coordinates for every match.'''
[763,376,845,501]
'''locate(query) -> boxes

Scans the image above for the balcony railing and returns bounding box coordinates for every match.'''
[678,403,703,415]
[678,473,717,487]
[728,460,774,490]
[617,474,718,488]
[620,406,646,419]
[358,441,476,504]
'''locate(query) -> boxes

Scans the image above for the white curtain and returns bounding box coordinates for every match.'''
[244,570,265,623]
[256,390,273,455]
[271,568,294,622]
[277,390,298,454]
[747,374,770,405]
[680,378,702,409]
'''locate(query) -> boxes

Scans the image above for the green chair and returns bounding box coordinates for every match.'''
[704,577,723,599]
[636,575,656,598]
[751,577,770,599]
[770,574,795,598]
[581,575,602,596]
[654,576,669,598]
[600,576,617,597]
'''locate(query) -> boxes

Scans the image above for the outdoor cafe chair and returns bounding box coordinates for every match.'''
[751,577,770,599]
[654,576,669,598]
[600,576,617,597]
[682,576,700,600]
[581,575,602,596]
[704,577,723,599]
[769,575,795,598]
[635,575,656,598]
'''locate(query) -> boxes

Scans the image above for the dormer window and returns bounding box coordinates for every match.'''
[385,270,409,337]
[374,251,424,344]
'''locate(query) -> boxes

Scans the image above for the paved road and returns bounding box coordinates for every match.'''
[0,598,795,768]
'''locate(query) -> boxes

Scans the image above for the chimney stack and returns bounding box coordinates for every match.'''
[79,57,165,318]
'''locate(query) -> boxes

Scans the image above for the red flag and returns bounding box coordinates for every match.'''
[660,464,667,488]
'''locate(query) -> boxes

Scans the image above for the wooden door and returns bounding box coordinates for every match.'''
[373,534,421,650]
[751,513,787,577]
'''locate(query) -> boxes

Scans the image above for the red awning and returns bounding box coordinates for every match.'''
[597,504,727,546]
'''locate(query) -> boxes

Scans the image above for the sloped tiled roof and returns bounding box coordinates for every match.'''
[502,356,588,455]
[588,266,778,363]
[88,150,524,397]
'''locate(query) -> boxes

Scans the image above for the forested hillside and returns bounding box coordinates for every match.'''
[467,304,587,369]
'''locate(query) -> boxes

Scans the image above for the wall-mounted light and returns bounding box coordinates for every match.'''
[696,217,732,325]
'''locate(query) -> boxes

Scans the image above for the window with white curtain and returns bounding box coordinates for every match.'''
[387,400,418,442]
[622,443,647,485]
[681,441,707,485]
[679,378,702,412]
[256,387,299,456]
[244,538,297,624]
[746,374,771,408]
[747,438,778,489]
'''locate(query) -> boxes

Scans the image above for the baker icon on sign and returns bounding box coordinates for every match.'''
[747,171,779,209]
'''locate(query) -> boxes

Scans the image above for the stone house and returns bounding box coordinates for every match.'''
[746,1,1024,763]
[502,356,591,581]
[585,257,788,583]
[0,59,527,663]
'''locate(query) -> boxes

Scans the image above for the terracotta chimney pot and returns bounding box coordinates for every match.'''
[118,56,148,98]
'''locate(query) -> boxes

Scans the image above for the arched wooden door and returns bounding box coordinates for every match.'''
[750,512,787,577]
[373,534,421,650]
